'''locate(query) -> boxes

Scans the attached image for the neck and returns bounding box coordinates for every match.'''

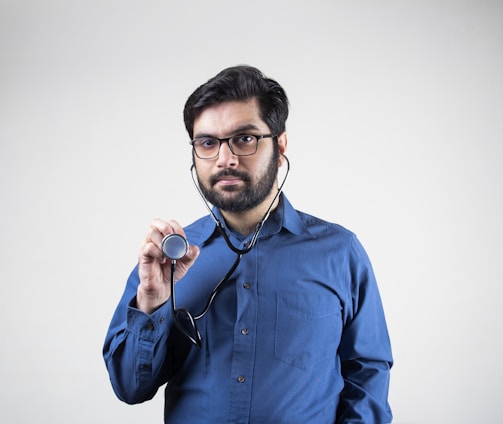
[220,190,280,236]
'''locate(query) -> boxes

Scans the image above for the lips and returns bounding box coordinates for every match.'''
[210,170,250,187]
[216,176,242,186]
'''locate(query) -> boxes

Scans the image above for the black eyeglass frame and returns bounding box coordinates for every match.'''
[189,134,277,159]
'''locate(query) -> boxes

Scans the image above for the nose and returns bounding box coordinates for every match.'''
[215,140,238,167]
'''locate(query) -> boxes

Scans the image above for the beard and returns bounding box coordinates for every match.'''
[196,146,279,213]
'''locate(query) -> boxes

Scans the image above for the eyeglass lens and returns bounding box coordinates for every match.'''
[193,135,258,158]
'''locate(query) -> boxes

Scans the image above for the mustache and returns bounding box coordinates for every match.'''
[209,169,251,186]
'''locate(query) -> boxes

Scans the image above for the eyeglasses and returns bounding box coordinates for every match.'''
[190,134,277,159]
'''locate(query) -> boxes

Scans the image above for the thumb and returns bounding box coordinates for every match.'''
[184,244,200,266]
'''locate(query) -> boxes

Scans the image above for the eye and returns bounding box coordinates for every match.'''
[195,137,219,148]
[233,135,256,145]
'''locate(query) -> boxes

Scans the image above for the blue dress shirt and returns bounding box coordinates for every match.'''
[103,194,393,423]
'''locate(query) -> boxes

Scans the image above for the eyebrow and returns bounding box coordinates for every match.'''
[194,123,262,139]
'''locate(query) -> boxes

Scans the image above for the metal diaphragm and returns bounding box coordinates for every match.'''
[161,234,188,260]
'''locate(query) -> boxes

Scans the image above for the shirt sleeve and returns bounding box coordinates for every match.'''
[102,265,184,404]
[336,235,393,423]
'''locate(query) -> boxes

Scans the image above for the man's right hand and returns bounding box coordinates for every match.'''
[136,219,200,314]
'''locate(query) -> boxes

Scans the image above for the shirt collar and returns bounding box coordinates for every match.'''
[194,193,315,247]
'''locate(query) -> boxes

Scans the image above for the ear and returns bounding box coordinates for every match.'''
[277,132,288,166]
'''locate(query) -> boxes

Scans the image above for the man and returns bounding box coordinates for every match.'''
[103,65,393,423]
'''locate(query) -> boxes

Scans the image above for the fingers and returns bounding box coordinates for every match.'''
[147,219,184,244]
[183,243,200,265]
[140,219,193,263]
[137,218,198,314]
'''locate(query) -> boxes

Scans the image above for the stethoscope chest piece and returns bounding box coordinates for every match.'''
[162,234,189,260]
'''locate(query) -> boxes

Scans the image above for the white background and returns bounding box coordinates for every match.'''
[1,1,502,423]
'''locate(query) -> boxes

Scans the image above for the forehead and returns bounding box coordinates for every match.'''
[193,98,268,137]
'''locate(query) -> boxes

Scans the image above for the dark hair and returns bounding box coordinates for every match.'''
[183,65,289,139]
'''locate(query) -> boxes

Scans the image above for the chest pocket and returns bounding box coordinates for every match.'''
[274,291,342,370]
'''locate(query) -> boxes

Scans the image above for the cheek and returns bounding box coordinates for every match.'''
[194,162,211,184]
[252,150,272,168]
[194,160,210,174]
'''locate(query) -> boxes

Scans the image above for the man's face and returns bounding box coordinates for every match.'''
[192,98,285,212]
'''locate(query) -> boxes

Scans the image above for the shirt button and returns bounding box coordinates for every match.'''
[241,328,249,335]
[145,324,154,331]
[243,282,250,289]
[237,375,246,383]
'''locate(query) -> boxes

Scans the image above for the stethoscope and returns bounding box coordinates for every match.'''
[162,154,290,347]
